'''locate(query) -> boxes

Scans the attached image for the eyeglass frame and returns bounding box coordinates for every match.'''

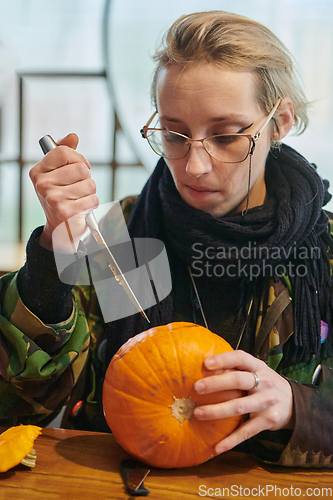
[140,98,282,163]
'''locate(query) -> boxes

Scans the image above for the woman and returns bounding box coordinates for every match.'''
[1,11,332,467]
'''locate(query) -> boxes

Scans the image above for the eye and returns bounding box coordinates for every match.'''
[237,123,253,133]
[212,135,239,145]
[163,131,187,144]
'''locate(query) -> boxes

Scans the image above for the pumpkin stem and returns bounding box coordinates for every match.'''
[21,448,37,468]
[170,397,197,425]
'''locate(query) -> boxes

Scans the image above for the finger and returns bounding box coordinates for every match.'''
[54,162,92,186]
[44,146,90,171]
[194,392,264,421]
[194,370,259,395]
[57,133,79,150]
[45,178,97,209]
[195,388,244,404]
[204,350,263,373]
[36,163,92,194]
[215,417,265,454]
[49,193,99,223]
[33,146,90,180]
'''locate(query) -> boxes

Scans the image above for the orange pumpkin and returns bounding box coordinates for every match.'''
[103,322,243,468]
[0,425,42,472]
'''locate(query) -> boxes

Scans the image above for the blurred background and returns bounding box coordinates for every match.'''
[0,0,332,271]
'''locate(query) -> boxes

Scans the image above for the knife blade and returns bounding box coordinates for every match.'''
[39,134,150,323]
[120,459,150,496]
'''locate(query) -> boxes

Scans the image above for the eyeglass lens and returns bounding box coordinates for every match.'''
[146,129,252,162]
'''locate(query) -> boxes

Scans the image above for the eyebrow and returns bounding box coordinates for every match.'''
[160,114,253,125]
[159,115,254,134]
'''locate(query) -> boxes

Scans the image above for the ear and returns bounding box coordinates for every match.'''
[272,97,294,140]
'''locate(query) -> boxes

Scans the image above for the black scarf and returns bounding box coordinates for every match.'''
[106,144,333,365]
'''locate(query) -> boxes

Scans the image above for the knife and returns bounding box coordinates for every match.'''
[120,459,150,496]
[39,134,150,323]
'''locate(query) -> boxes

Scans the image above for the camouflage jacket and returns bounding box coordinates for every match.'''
[1,197,333,468]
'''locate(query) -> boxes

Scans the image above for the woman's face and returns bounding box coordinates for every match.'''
[156,63,273,217]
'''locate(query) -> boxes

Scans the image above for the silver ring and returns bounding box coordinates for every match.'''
[251,371,260,390]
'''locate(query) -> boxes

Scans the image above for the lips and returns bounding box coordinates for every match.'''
[186,185,217,193]
[184,185,219,202]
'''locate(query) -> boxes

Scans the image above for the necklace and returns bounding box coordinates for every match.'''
[188,266,253,350]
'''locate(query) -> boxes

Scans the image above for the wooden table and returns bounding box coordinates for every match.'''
[0,427,332,499]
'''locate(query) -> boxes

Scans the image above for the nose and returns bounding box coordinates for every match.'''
[185,143,212,178]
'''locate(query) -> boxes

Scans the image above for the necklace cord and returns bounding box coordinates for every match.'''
[188,265,209,329]
[242,151,253,218]
[188,266,254,349]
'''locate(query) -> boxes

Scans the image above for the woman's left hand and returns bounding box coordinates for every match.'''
[193,350,294,455]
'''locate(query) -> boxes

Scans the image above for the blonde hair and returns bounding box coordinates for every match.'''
[151,11,308,134]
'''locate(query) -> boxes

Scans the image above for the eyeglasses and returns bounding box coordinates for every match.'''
[140,99,281,163]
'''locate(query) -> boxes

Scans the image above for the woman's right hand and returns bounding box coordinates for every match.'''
[29,133,99,251]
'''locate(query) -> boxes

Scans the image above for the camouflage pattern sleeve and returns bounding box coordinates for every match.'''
[0,196,138,428]
[0,270,93,426]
